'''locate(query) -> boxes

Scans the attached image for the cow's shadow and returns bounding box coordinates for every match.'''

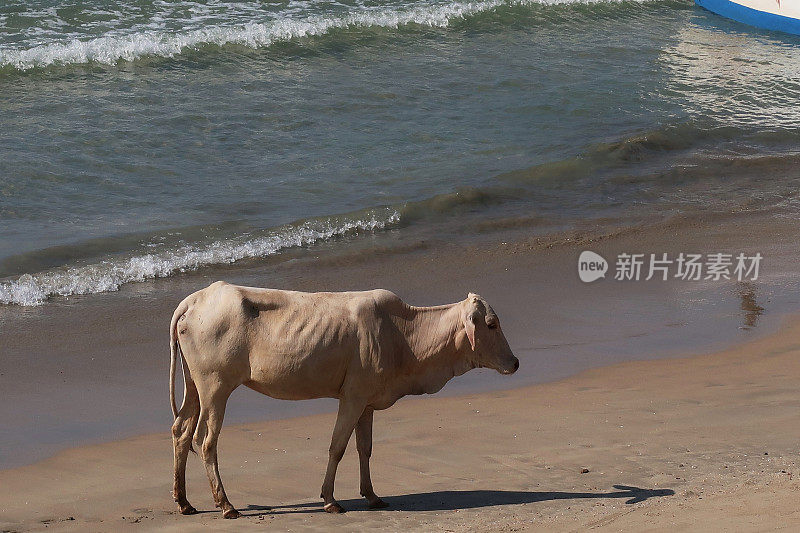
[241,484,674,516]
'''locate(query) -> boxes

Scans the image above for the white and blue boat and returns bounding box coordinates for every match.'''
[696,0,800,35]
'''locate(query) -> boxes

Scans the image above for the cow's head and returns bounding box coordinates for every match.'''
[462,293,519,375]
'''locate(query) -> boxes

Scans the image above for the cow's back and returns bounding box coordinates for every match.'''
[178,282,404,401]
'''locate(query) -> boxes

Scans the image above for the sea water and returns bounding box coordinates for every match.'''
[2,0,800,306]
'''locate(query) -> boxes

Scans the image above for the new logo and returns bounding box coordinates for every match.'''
[578,251,608,283]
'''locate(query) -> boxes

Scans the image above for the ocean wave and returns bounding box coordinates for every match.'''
[496,121,800,185]
[0,208,400,306]
[0,0,654,71]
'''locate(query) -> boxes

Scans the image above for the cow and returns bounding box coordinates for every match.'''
[169,281,519,518]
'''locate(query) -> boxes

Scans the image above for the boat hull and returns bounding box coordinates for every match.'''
[696,0,800,35]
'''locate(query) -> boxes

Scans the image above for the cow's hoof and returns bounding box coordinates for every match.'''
[323,502,346,514]
[179,504,198,515]
[223,508,240,519]
[368,498,389,509]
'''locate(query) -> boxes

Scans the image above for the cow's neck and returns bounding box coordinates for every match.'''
[400,301,473,394]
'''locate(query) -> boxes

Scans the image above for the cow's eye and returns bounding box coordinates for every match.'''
[487,322,498,329]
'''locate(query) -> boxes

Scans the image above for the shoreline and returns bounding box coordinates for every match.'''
[2,210,799,470]
[4,311,800,531]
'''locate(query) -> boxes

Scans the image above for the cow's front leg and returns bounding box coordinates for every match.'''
[321,398,365,513]
[356,408,388,509]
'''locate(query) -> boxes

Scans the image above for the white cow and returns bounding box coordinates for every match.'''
[169,282,519,518]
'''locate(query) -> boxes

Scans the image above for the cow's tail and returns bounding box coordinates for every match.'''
[170,298,190,419]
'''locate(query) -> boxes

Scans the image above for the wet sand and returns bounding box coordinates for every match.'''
[2,211,799,469]
[3,304,800,531]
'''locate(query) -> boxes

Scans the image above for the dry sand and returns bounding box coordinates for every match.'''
[3,309,800,532]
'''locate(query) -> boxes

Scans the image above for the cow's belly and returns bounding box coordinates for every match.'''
[244,344,352,400]
[244,373,341,400]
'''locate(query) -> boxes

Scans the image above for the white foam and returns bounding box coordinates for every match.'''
[0,209,400,306]
[0,0,633,70]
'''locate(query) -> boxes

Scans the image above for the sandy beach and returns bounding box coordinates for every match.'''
[3,307,800,532]
[2,212,800,532]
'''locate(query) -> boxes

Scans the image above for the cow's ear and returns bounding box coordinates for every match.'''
[463,312,476,351]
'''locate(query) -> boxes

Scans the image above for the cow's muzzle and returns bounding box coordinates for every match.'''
[498,357,519,375]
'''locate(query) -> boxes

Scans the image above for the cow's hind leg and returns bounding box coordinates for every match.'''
[172,377,200,515]
[356,408,388,509]
[195,381,239,519]
[320,398,366,513]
